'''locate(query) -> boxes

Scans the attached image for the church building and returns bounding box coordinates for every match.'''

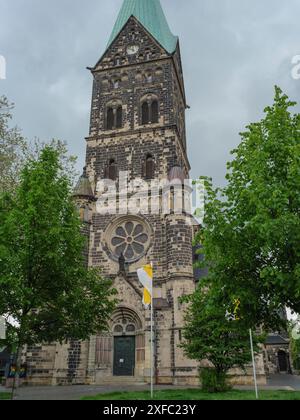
[22,0,267,386]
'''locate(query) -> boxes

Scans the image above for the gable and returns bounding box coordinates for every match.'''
[106,0,178,55]
[94,16,171,71]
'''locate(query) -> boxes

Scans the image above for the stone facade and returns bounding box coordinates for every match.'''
[21,3,268,387]
[264,335,291,375]
[22,10,200,387]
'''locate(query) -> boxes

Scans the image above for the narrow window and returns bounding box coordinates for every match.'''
[142,102,149,125]
[115,56,121,66]
[145,155,155,179]
[108,159,118,181]
[114,79,120,89]
[116,106,122,128]
[151,100,159,123]
[145,49,151,60]
[107,108,114,130]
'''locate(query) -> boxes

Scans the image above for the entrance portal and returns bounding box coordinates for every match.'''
[113,336,135,376]
[278,351,288,372]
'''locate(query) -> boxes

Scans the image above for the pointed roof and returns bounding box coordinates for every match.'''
[73,168,94,199]
[107,0,178,54]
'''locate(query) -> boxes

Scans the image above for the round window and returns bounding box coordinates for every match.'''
[105,217,151,262]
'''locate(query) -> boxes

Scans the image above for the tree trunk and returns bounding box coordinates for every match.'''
[11,342,22,400]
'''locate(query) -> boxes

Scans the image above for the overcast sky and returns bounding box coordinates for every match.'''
[1,0,300,186]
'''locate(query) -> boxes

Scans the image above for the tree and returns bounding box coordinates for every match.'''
[290,321,300,372]
[0,146,117,387]
[196,87,300,330]
[0,96,27,193]
[181,286,261,392]
[0,95,78,194]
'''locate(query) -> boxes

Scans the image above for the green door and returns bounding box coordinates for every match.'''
[113,336,135,376]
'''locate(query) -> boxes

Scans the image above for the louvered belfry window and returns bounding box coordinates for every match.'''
[141,99,159,125]
[107,108,114,130]
[142,101,149,125]
[116,106,122,128]
[151,100,159,123]
[106,105,122,130]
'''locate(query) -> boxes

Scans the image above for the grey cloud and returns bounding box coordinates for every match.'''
[1,0,300,187]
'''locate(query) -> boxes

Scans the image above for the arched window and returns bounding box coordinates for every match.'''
[126,324,136,333]
[135,72,143,82]
[114,79,120,89]
[107,108,114,130]
[106,102,123,130]
[141,98,159,125]
[145,49,151,60]
[146,72,153,83]
[114,325,123,333]
[142,102,149,125]
[121,72,128,82]
[115,55,121,66]
[151,100,159,123]
[116,106,122,128]
[145,155,155,180]
[108,159,118,181]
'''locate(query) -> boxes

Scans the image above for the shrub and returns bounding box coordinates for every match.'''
[200,368,232,393]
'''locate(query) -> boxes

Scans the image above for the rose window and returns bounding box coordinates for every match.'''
[110,219,150,262]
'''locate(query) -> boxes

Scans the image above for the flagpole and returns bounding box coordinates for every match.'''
[137,263,154,399]
[150,262,154,400]
[249,328,259,400]
[150,293,154,399]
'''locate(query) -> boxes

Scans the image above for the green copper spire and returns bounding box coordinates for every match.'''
[107,0,178,54]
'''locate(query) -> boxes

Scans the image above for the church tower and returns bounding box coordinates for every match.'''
[80,0,198,385]
[22,0,199,386]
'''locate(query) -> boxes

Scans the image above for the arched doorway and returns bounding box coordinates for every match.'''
[111,308,144,377]
[278,350,288,372]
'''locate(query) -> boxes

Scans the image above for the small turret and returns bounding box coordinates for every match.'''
[73,167,94,200]
[73,168,94,223]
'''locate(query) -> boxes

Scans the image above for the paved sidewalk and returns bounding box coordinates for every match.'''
[267,374,300,390]
[4,374,300,400]
[10,384,179,401]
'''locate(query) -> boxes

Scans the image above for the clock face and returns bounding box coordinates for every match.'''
[127,45,139,55]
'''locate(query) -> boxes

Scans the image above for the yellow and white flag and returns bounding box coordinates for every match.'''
[233,299,241,321]
[137,264,153,308]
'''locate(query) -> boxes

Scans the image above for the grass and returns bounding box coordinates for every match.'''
[82,388,300,401]
[0,392,11,400]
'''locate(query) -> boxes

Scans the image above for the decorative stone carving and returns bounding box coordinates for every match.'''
[104,216,152,262]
